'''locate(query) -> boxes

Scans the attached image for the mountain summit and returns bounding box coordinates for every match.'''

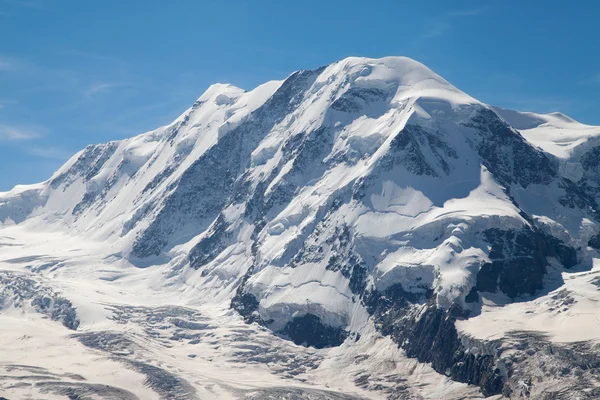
[2,56,600,399]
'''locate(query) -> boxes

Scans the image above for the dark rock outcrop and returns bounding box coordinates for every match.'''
[364,284,504,396]
[282,313,349,349]
[476,228,577,299]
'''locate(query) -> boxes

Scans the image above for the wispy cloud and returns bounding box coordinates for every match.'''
[418,6,488,42]
[0,0,44,18]
[447,8,487,18]
[419,22,451,41]
[0,0,45,10]
[0,53,137,116]
[250,46,322,62]
[0,99,17,110]
[0,58,14,71]
[84,82,134,98]
[1,50,193,150]
[27,146,70,159]
[0,122,68,159]
[0,55,33,73]
[0,124,45,140]
[575,72,600,87]
[482,92,574,116]
[55,49,125,65]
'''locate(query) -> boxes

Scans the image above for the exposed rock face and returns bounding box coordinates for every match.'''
[231,288,260,322]
[282,313,349,349]
[132,69,326,259]
[468,108,557,188]
[476,228,577,299]
[364,285,505,396]
[588,232,600,249]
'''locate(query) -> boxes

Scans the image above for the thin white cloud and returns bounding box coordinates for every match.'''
[0,123,67,159]
[55,49,125,64]
[0,99,17,110]
[575,73,600,87]
[484,92,574,116]
[0,58,13,71]
[0,124,45,140]
[0,53,137,116]
[418,7,488,42]
[419,23,451,40]
[447,7,487,18]
[0,55,33,73]
[0,53,132,98]
[0,0,45,10]
[27,145,69,159]
[84,82,132,98]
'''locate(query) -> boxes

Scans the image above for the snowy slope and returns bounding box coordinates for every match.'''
[1,56,600,399]
[493,106,600,160]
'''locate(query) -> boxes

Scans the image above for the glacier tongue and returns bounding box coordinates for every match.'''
[2,56,600,399]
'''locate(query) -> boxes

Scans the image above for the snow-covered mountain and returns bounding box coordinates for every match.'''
[2,56,600,399]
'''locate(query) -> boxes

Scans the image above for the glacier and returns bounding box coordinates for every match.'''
[1,56,600,399]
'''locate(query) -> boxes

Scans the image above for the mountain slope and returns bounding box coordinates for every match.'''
[1,56,600,399]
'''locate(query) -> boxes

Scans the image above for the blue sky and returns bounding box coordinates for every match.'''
[0,0,598,190]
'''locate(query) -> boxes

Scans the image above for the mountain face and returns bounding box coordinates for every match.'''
[2,56,600,399]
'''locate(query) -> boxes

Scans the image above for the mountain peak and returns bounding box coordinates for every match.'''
[335,55,442,82]
[196,83,246,104]
[322,56,478,109]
